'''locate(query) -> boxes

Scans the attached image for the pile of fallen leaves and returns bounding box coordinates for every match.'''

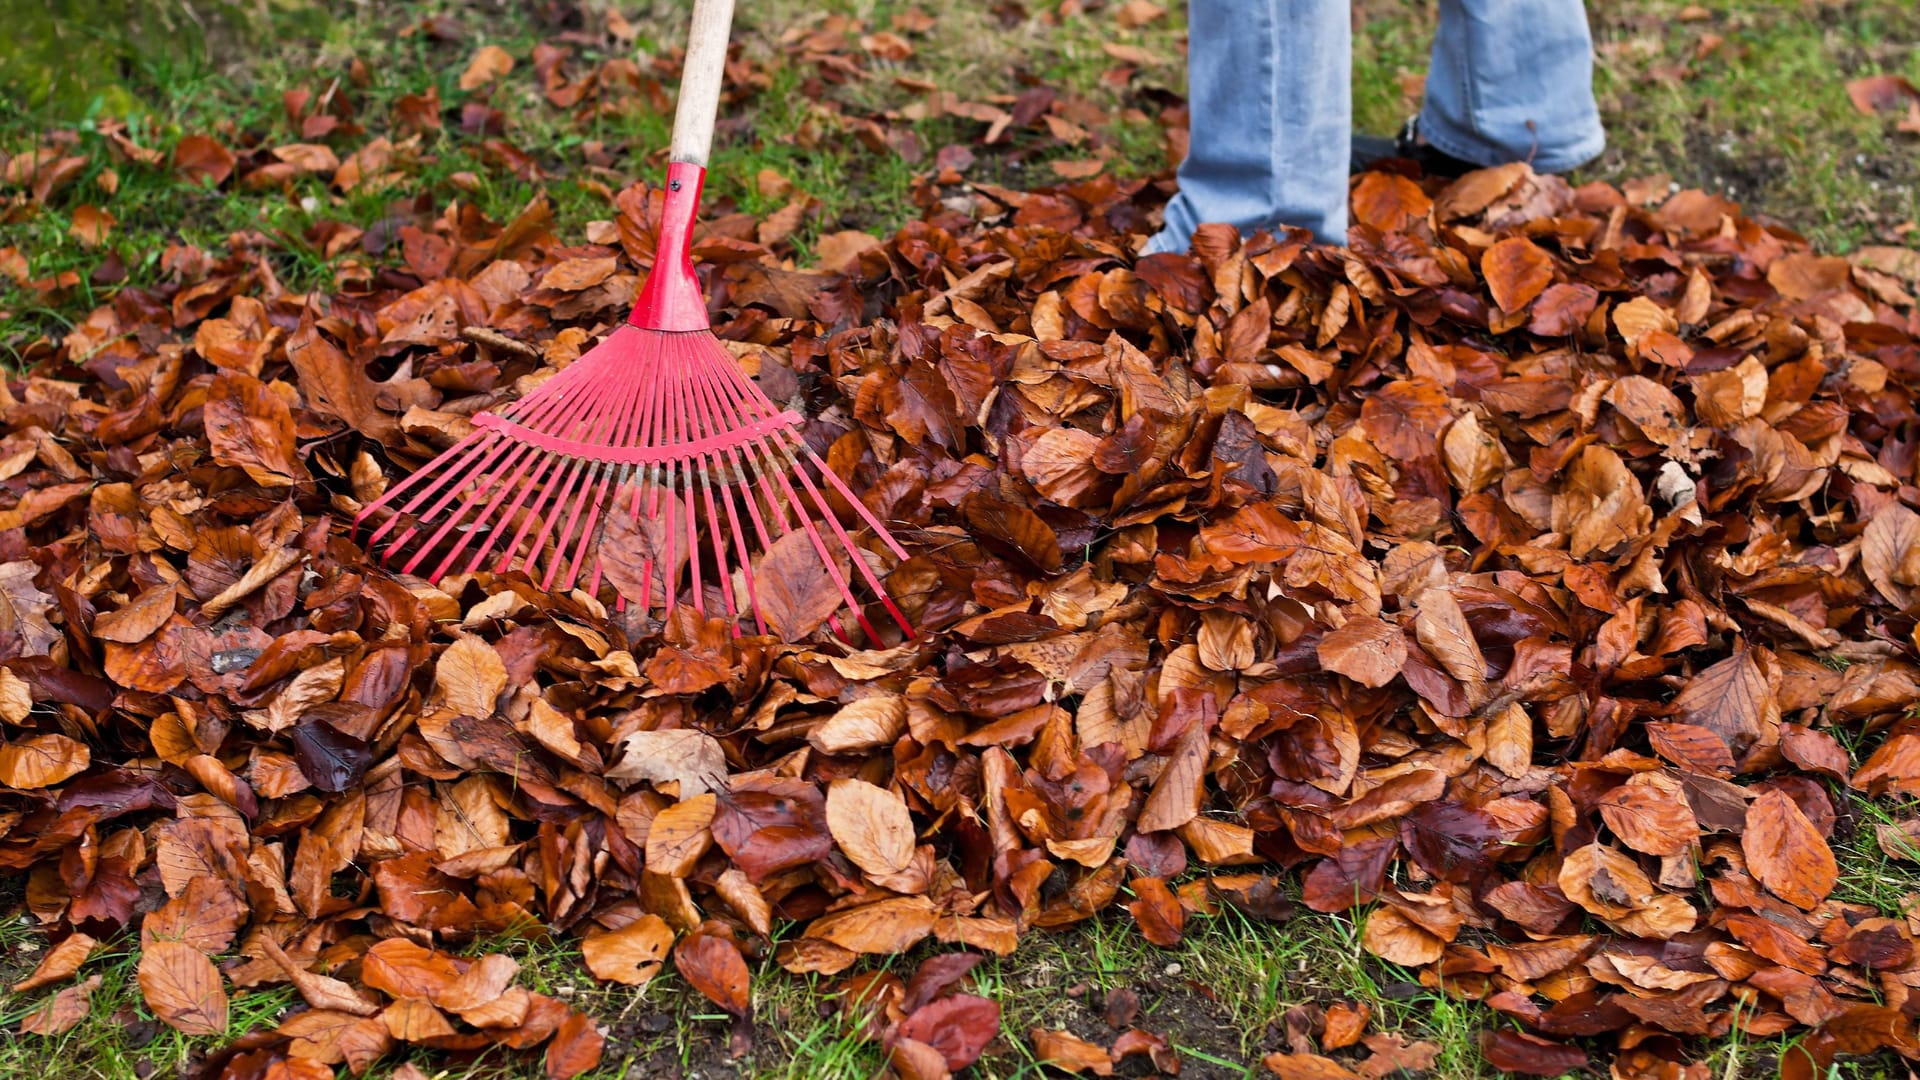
[7,97,1920,1078]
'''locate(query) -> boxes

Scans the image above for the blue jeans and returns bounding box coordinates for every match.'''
[1148,0,1606,250]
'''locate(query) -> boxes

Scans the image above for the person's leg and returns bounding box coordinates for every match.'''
[1147,0,1351,252]
[1418,0,1606,173]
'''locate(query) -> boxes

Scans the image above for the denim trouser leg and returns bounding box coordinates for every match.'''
[1148,0,1351,252]
[1417,0,1606,172]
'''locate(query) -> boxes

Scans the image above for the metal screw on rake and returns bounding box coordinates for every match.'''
[352,0,913,642]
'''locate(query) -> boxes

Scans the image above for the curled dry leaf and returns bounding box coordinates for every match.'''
[11,931,98,993]
[1030,1028,1113,1075]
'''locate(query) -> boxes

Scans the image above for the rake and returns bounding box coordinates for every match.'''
[353,0,913,643]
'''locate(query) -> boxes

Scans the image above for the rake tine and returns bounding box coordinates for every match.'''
[540,462,604,592]
[515,350,643,580]
[669,338,743,626]
[484,450,570,577]
[695,352,895,639]
[460,444,556,576]
[564,466,620,594]
[557,358,649,594]
[740,432,883,643]
[397,445,516,576]
[675,339,715,620]
[541,351,648,591]
[661,458,683,617]
[681,353,747,632]
[522,444,610,580]
[362,430,492,550]
[424,440,542,581]
[778,432,914,637]
[369,353,598,558]
[574,339,661,596]
[370,451,488,562]
[683,354,766,635]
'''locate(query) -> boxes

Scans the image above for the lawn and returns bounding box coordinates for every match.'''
[3,1,1920,1079]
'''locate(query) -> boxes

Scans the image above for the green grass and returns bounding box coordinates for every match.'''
[0,914,303,1077]
[1589,0,1920,251]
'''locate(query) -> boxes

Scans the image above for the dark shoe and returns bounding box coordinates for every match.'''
[1350,117,1477,179]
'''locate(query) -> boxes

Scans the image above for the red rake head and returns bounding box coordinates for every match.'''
[353,163,913,643]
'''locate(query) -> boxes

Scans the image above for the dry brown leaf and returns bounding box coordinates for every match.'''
[582,915,675,986]
[826,778,916,877]
[138,941,228,1035]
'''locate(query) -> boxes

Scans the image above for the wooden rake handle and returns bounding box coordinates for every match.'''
[669,0,737,167]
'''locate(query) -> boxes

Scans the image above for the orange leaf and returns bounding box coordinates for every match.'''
[1314,614,1406,689]
[644,793,717,877]
[826,778,916,878]
[361,938,461,1001]
[675,931,751,1016]
[1743,788,1838,910]
[138,941,228,1035]
[204,373,308,486]
[1127,876,1185,947]
[460,45,516,92]
[11,931,97,993]
[1598,773,1699,857]
[1350,172,1431,233]
[1480,236,1553,312]
[172,135,235,187]
[19,974,102,1035]
[544,1010,606,1080]
[69,205,115,247]
[1031,1027,1114,1074]
[0,733,90,789]
[753,529,852,641]
[581,914,675,986]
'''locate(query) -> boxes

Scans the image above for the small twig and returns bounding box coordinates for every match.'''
[460,326,544,362]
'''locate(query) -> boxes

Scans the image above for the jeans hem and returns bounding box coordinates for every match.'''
[1416,108,1607,175]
